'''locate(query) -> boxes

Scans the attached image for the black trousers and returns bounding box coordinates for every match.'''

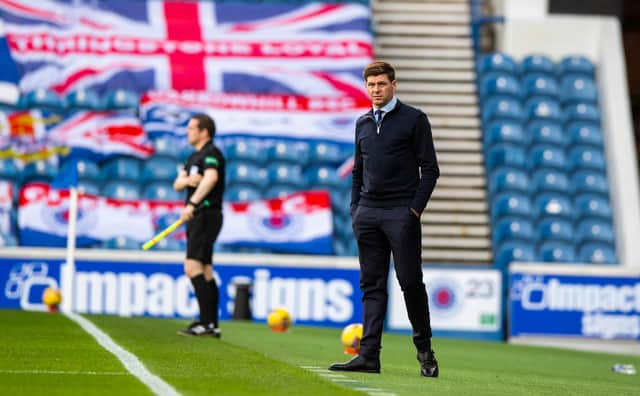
[352,205,432,359]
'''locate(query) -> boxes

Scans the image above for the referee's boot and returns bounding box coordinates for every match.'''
[328,355,380,374]
[177,322,218,337]
[417,350,439,378]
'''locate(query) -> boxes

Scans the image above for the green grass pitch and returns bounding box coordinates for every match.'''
[1,310,639,395]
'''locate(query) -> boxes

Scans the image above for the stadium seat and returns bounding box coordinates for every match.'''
[304,166,346,190]
[576,219,615,245]
[65,89,101,111]
[528,145,568,172]
[60,158,101,182]
[531,169,570,194]
[102,236,140,250]
[484,121,527,148]
[226,140,267,166]
[479,73,520,99]
[179,145,195,163]
[142,182,181,201]
[333,238,349,257]
[267,142,310,166]
[77,179,101,196]
[102,180,140,200]
[491,193,532,221]
[568,146,606,173]
[0,159,19,180]
[488,168,530,196]
[527,121,567,147]
[492,217,534,246]
[571,170,609,196]
[574,194,612,221]
[266,163,306,189]
[485,144,526,172]
[140,156,180,184]
[481,97,524,124]
[494,241,535,269]
[525,98,563,122]
[100,157,142,182]
[521,54,555,76]
[536,218,573,243]
[308,141,347,166]
[567,122,603,148]
[333,215,352,240]
[22,160,58,183]
[533,193,573,220]
[560,75,598,104]
[564,102,600,123]
[559,56,595,77]
[537,241,576,263]
[225,185,261,202]
[102,89,139,110]
[152,237,183,252]
[152,137,182,159]
[226,162,268,189]
[0,233,18,247]
[578,243,617,264]
[22,89,64,111]
[477,52,518,75]
[263,185,296,200]
[329,189,351,216]
[521,74,559,100]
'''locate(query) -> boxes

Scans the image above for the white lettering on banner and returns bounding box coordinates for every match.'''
[582,313,640,339]
[147,274,175,317]
[518,278,640,313]
[250,269,353,322]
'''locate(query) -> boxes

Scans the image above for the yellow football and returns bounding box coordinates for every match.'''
[267,307,291,332]
[341,323,363,354]
[42,287,62,308]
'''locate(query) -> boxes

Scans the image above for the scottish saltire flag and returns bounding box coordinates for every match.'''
[140,90,368,144]
[0,0,372,96]
[0,20,19,105]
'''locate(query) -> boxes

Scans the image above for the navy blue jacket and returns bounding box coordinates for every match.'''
[351,100,439,213]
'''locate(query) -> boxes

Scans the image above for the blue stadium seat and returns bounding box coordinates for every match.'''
[267,163,306,189]
[333,239,349,257]
[574,194,612,221]
[309,141,347,166]
[0,233,18,247]
[151,137,182,159]
[568,146,606,173]
[102,236,140,250]
[527,121,567,147]
[225,140,267,166]
[521,74,559,99]
[494,241,535,269]
[100,157,142,182]
[77,179,101,196]
[225,185,262,202]
[537,241,576,263]
[481,97,524,124]
[179,145,195,163]
[567,122,603,148]
[484,121,527,148]
[576,219,615,245]
[142,182,181,201]
[521,54,555,76]
[22,160,58,183]
[536,218,573,243]
[486,144,526,172]
[102,89,139,110]
[525,98,563,122]
[564,102,600,123]
[304,166,345,190]
[560,75,598,104]
[533,193,573,220]
[65,89,101,111]
[531,169,570,194]
[226,162,268,189]
[477,52,518,75]
[528,145,568,172]
[102,180,140,200]
[329,189,351,216]
[333,215,352,240]
[152,237,183,252]
[559,56,595,77]
[578,243,617,264]
[267,142,310,166]
[60,158,101,182]
[22,89,64,111]
[263,185,296,200]
[0,159,19,181]
[492,217,534,246]
[571,170,609,196]
[491,193,532,221]
[479,73,520,99]
[140,156,180,184]
[488,168,530,196]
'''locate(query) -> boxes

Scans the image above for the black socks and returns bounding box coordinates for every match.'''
[191,274,213,326]
[207,279,219,328]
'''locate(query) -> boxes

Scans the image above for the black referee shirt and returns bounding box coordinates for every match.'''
[183,141,225,210]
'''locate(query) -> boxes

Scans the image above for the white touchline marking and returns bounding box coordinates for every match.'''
[65,312,180,396]
[332,379,359,383]
[0,370,126,376]
[299,364,396,395]
[300,366,321,369]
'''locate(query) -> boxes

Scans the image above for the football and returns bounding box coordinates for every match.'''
[341,323,363,354]
[267,307,291,332]
[42,287,62,312]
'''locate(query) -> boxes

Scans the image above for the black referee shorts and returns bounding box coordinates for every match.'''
[186,208,223,265]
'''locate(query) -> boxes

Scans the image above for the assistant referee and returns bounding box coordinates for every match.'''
[173,113,225,337]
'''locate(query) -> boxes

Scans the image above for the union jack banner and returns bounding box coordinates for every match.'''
[0,0,373,96]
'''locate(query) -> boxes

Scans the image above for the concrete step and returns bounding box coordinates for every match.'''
[397,70,475,82]
[422,249,493,263]
[423,224,490,237]
[425,212,489,224]
[426,200,488,212]
[432,187,486,200]
[376,47,474,59]
[396,81,476,94]
[373,2,469,14]
[439,164,485,176]
[436,176,486,188]
[432,128,482,140]
[434,140,482,152]
[374,13,470,24]
[430,116,480,128]
[376,36,472,48]
[417,105,479,117]
[396,93,476,105]
[390,58,474,70]
[436,152,483,164]
[423,237,492,249]
[376,24,470,37]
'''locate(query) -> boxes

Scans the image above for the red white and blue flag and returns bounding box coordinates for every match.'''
[0,0,372,96]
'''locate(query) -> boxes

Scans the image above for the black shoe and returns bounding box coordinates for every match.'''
[212,327,221,339]
[417,350,439,378]
[177,322,217,337]
[328,355,380,373]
